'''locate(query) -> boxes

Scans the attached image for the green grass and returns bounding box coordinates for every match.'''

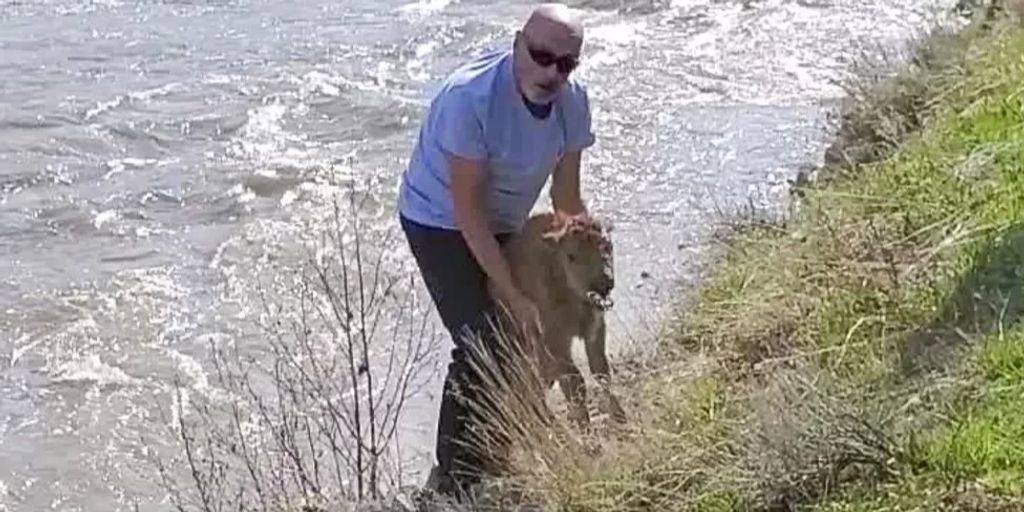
[496,9,1024,512]
[815,329,1024,511]
[922,330,1024,494]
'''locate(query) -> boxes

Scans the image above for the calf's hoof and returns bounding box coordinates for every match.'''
[601,393,628,424]
[567,406,590,431]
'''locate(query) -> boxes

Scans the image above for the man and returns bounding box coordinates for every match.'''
[396,2,595,502]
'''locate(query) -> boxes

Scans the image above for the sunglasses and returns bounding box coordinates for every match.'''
[520,35,579,74]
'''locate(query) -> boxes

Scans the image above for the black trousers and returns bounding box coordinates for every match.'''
[400,214,516,497]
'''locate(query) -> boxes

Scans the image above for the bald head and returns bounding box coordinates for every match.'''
[522,3,584,42]
[513,3,585,104]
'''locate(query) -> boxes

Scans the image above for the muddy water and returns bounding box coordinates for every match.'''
[0,0,961,509]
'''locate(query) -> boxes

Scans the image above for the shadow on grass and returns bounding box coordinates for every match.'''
[899,223,1024,376]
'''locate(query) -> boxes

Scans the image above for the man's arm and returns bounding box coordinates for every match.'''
[553,82,596,216]
[431,88,537,336]
[448,153,523,306]
[550,149,587,216]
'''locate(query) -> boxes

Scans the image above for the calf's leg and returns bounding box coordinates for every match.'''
[538,325,590,429]
[583,311,627,423]
[558,359,589,429]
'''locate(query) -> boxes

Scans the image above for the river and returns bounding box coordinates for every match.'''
[1,0,961,509]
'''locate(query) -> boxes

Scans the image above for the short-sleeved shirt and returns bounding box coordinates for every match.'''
[397,46,596,234]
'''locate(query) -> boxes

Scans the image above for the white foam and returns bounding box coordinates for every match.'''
[10,333,44,367]
[225,99,329,172]
[670,0,711,8]
[83,83,182,121]
[299,70,341,97]
[51,354,135,387]
[102,160,125,179]
[397,0,456,16]
[577,20,648,75]
[204,74,234,85]
[84,97,126,121]
[242,103,289,140]
[580,49,628,70]
[414,40,439,59]
[227,102,294,161]
[92,209,119,229]
[103,157,164,180]
[117,266,188,302]
[279,189,299,207]
[588,20,647,45]
[120,157,160,168]
[228,183,257,204]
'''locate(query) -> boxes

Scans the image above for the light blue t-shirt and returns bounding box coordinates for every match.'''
[398,47,596,234]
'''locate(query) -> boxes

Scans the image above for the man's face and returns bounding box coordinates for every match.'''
[514,27,582,104]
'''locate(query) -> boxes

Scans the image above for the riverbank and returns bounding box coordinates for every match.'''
[499,4,1024,511]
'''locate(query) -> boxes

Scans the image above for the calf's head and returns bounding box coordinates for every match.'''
[542,213,615,310]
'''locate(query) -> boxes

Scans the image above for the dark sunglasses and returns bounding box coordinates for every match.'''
[521,35,579,74]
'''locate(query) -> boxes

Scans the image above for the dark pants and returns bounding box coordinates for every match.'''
[400,214,515,498]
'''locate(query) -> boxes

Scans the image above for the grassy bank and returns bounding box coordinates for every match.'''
[498,5,1024,512]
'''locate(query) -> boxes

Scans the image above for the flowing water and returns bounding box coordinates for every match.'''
[1,0,963,509]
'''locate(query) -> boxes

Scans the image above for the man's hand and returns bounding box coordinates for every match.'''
[448,151,532,330]
[506,290,543,343]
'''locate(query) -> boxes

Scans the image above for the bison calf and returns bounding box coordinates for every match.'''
[492,211,627,429]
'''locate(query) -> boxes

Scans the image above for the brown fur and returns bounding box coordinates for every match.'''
[492,211,627,428]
